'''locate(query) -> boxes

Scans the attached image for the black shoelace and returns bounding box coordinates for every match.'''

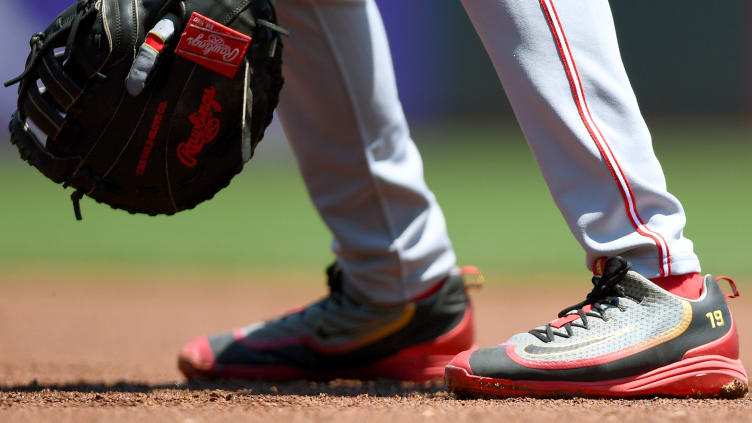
[529,256,637,343]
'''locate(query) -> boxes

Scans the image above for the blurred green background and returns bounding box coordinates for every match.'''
[1,120,749,283]
[0,1,749,284]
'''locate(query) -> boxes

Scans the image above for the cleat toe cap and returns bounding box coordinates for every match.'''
[447,347,477,374]
[178,336,215,378]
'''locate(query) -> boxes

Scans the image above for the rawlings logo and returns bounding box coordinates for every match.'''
[186,34,241,62]
[177,87,222,168]
[175,12,252,79]
[136,101,168,175]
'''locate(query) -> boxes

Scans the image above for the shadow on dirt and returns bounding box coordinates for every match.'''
[2,379,448,397]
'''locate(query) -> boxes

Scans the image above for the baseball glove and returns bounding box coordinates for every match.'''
[5,0,286,219]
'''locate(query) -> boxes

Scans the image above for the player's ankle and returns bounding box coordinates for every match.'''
[650,272,704,300]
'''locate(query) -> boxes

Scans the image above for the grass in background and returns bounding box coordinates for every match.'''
[0,119,749,283]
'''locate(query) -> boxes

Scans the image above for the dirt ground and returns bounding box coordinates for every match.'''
[1,273,751,422]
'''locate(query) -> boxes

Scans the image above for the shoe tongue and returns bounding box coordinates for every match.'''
[326,262,345,294]
[588,269,652,304]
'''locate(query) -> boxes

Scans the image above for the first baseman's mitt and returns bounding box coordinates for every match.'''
[6,0,285,219]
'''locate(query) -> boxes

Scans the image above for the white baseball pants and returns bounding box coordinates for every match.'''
[275,0,700,303]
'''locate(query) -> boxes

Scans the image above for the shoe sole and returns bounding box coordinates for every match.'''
[445,354,749,398]
[180,351,466,382]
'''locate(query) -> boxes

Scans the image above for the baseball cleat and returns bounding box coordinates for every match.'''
[179,263,479,382]
[445,256,748,398]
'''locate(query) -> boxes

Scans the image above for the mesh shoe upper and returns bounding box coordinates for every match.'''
[466,257,738,382]
[505,271,688,363]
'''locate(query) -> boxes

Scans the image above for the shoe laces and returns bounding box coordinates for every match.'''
[529,256,638,343]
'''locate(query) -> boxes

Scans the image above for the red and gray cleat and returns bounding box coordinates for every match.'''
[445,256,748,398]
[179,263,479,382]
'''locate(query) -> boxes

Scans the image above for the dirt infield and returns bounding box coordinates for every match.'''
[1,273,751,422]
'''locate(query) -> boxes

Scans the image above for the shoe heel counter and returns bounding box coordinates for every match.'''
[683,313,740,360]
[683,276,740,360]
[433,274,476,350]
[397,304,476,356]
[434,272,471,311]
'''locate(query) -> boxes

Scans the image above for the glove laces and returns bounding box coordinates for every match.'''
[5,0,97,88]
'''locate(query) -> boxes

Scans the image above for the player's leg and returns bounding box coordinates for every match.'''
[465,0,696,279]
[273,0,456,304]
[445,0,747,397]
[177,0,475,382]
